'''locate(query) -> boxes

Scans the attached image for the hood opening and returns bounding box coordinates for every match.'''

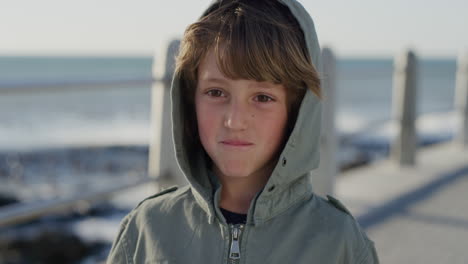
[171,0,323,214]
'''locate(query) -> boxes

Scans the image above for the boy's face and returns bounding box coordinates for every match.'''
[195,49,288,180]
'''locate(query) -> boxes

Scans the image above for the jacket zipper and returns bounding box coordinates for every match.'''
[228,224,244,263]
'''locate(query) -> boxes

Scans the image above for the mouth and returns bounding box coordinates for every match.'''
[220,140,254,147]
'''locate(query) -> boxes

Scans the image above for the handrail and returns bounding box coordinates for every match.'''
[0,77,157,94]
[0,176,156,229]
[341,107,456,144]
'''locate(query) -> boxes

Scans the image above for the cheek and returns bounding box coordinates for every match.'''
[258,109,288,144]
[195,99,218,145]
[197,114,212,142]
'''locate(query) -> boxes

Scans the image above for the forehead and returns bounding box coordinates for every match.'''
[198,49,223,81]
[197,48,281,90]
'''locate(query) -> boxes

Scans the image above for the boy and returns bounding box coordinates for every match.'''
[108,0,379,263]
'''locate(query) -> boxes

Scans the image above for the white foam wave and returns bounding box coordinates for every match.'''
[337,110,458,143]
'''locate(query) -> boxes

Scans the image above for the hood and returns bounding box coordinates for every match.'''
[170,0,322,225]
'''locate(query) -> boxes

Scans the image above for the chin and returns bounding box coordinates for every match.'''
[219,164,253,178]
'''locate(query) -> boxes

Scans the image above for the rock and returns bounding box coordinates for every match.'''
[0,193,18,207]
[0,229,101,264]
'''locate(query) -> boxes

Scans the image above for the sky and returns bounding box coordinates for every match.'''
[1,0,467,58]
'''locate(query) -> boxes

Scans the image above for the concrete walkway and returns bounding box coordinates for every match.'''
[336,142,468,264]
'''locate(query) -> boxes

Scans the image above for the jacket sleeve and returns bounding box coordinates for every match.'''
[326,195,379,263]
[107,214,132,264]
[357,236,380,264]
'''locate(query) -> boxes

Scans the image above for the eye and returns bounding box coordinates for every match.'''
[255,94,274,103]
[206,89,225,97]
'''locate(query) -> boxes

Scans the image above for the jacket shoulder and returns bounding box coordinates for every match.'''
[325,195,353,216]
[135,186,179,208]
[113,184,190,233]
[310,194,379,263]
[310,194,354,221]
[107,185,193,263]
[131,185,192,218]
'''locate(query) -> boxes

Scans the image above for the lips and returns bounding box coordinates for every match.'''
[220,140,253,146]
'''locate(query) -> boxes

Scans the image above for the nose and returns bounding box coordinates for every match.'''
[224,99,248,130]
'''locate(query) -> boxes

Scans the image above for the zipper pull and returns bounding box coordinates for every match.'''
[229,225,242,260]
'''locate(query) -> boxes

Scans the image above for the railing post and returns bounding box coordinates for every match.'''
[148,39,187,189]
[314,47,337,196]
[455,51,468,147]
[391,50,418,166]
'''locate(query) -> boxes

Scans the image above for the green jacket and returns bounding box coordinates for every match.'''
[107,0,379,263]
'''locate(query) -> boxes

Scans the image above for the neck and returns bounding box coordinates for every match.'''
[214,161,275,214]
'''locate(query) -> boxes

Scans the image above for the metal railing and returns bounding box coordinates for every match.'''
[0,78,155,94]
[0,176,155,228]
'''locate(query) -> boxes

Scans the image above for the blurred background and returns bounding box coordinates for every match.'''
[1,0,467,263]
